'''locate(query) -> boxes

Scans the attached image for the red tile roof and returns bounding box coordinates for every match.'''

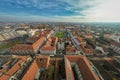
[32,37,45,50]
[22,60,39,80]
[7,60,21,75]
[65,58,75,80]
[0,75,10,80]
[0,58,25,80]
[22,56,50,80]
[10,44,33,51]
[9,36,46,54]
[66,47,76,52]
[40,30,51,36]
[64,56,100,80]
[76,37,82,42]
[36,56,50,68]
[41,37,58,51]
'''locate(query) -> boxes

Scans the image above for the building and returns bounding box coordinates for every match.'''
[40,37,58,54]
[65,38,77,55]
[22,56,50,80]
[0,55,103,80]
[0,34,5,41]
[0,56,29,80]
[9,36,46,55]
[64,55,100,80]
[26,36,40,44]
[81,44,94,54]
[110,41,120,54]
[9,44,34,55]
[76,37,94,55]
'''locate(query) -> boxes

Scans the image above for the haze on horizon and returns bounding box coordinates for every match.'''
[0,0,120,22]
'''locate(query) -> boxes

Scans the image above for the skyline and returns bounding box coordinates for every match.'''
[0,0,120,22]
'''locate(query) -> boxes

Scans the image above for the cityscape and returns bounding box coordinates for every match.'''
[0,0,120,80]
[0,23,120,80]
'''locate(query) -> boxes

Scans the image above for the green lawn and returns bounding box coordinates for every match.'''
[55,32,64,38]
[0,40,21,50]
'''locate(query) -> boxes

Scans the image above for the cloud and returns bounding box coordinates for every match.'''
[16,0,59,9]
[0,0,120,22]
[81,0,120,22]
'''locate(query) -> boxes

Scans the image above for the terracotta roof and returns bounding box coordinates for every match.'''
[0,58,23,80]
[40,30,50,36]
[0,75,10,80]
[80,44,94,54]
[7,60,21,75]
[66,47,76,52]
[22,60,39,80]
[76,37,82,42]
[22,56,50,80]
[9,44,33,51]
[41,37,58,51]
[64,56,100,80]
[36,56,50,68]
[65,58,75,80]
[32,37,45,50]
[9,36,46,54]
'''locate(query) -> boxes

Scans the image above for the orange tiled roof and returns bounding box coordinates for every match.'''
[22,60,39,80]
[0,75,10,80]
[65,58,75,80]
[9,36,46,54]
[64,56,100,80]
[76,37,82,42]
[66,47,76,52]
[80,45,94,53]
[9,44,33,51]
[0,59,23,80]
[7,60,22,75]
[41,37,58,51]
[32,37,45,50]
[40,30,50,36]
[36,56,50,68]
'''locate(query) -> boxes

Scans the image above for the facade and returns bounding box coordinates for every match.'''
[9,44,34,55]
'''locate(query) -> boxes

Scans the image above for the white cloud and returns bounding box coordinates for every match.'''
[59,0,120,22]
[1,0,120,22]
[76,0,120,22]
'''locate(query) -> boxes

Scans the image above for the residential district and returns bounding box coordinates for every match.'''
[0,23,120,80]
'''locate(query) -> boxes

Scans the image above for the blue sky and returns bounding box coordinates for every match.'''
[0,0,120,22]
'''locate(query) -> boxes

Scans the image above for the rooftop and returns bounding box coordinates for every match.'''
[0,56,28,80]
[22,60,39,80]
[9,44,33,51]
[41,37,58,51]
[64,55,100,80]
[32,36,45,50]
[26,36,40,43]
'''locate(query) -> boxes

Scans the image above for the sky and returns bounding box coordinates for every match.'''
[0,0,120,22]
